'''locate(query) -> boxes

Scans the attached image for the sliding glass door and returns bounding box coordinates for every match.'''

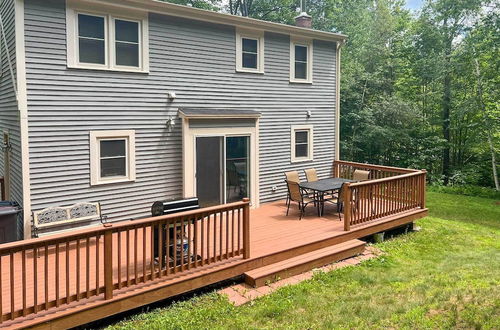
[195,136,250,207]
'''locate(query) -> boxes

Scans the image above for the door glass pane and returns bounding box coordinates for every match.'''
[196,137,223,207]
[226,136,249,203]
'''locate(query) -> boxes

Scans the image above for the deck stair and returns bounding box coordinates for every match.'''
[244,239,366,287]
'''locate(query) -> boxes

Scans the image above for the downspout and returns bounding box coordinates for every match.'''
[335,39,346,162]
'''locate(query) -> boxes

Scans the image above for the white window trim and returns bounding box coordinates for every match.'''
[236,28,264,73]
[290,38,313,83]
[90,130,136,185]
[291,125,313,163]
[66,1,149,73]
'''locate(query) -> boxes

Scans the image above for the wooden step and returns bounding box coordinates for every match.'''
[244,239,366,287]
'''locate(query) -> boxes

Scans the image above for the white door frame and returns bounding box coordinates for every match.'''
[182,119,260,208]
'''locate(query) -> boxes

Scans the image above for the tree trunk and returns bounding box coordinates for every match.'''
[473,56,499,190]
[442,36,452,185]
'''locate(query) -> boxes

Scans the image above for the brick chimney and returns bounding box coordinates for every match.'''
[295,12,312,28]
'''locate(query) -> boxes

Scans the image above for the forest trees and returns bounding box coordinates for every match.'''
[160,0,499,188]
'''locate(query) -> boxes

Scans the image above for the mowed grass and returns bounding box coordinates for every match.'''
[108,191,500,329]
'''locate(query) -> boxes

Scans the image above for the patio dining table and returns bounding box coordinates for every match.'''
[299,178,355,216]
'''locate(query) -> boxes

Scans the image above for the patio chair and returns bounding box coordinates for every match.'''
[304,168,318,182]
[285,180,319,220]
[324,182,349,221]
[284,171,300,207]
[353,169,370,181]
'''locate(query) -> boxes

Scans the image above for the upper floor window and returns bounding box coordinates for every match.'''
[290,39,313,83]
[67,4,149,73]
[236,29,264,73]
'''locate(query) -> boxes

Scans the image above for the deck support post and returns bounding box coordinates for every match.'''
[242,198,250,259]
[104,229,113,300]
[343,183,352,231]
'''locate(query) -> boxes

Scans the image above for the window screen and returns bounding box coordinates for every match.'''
[295,130,309,158]
[294,45,308,80]
[115,19,139,67]
[78,14,106,65]
[242,38,258,69]
[100,139,127,178]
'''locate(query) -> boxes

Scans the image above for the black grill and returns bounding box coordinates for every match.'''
[151,197,200,217]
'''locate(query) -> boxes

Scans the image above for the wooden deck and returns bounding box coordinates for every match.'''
[0,199,427,329]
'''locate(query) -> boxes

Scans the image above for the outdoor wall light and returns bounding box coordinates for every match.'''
[306,110,312,118]
[166,116,176,130]
[167,91,176,100]
[1,140,11,152]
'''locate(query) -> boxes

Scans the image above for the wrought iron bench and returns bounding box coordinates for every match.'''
[32,202,107,237]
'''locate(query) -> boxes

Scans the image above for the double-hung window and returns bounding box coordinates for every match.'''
[291,125,313,162]
[290,39,313,83]
[236,29,264,73]
[67,4,148,72]
[90,131,136,185]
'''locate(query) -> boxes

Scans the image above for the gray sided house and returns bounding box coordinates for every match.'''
[0,0,345,238]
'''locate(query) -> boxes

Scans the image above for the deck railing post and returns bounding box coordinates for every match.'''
[333,161,339,178]
[343,183,352,231]
[242,198,250,259]
[420,170,427,209]
[104,228,113,300]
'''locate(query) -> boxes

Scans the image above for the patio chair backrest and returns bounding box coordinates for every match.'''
[286,180,303,202]
[304,168,318,182]
[285,171,300,183]
[353,169,370,181]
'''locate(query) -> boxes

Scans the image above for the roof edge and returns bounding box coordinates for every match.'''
[84,0,347,42]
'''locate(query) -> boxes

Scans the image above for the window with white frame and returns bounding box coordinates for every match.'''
[236,29,264,73]
[291,125,313,162]
[90,131,136,185]
[290,39,313,83]
[67,4,148,72]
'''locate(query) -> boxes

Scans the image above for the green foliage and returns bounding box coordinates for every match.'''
[428,184,500,199]
[108,191,500,329]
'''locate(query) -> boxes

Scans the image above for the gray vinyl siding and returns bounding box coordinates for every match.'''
[24,0,337,221]
[0,0,23,208]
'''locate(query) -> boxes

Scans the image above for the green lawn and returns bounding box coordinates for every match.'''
[108,191,500,329]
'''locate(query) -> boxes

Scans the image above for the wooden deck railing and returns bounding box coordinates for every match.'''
[333,161,426,230]
[0,199,250,323]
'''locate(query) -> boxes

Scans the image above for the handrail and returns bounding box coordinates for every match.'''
[334,160,419,174]
[336,160,427,231]
[0,199,251,323]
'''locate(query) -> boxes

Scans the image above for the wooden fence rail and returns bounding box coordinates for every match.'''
[0,199,250,323]
[333,161,426,230]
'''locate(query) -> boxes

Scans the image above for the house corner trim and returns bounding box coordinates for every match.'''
[15,0,32,239]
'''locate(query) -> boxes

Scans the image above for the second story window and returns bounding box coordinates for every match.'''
[78,14,106,65]
[290,39,313,83]
[67,4,149,73]
[236,29,264,73]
